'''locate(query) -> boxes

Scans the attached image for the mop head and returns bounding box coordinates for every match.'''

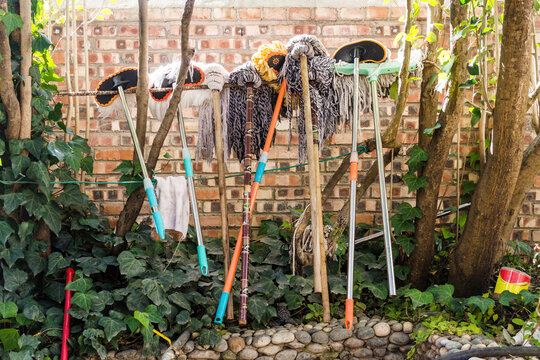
[148,61,231,162]
[227,61,275,162]
[252,40,287,90]
[94,68,138,118]
[279,35,339,162]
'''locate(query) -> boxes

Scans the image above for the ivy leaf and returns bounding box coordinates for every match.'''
[518,290,538,305]
[22,303,45,322]
[364,282,388,300]
[142,279,165,306]
[114,160,136,175]
[65,277,92,293]
[406,145,429,172]
[198,328,222,346]
[70,136,91,154]
[3,265,28,292]
[0,221,15,246]
[470,107,481,127]
[43,281,65,303]
[395,235,416,256]
[134,310,150,328]
[11,155,31,175]
[0,328,20,351]
[175,310,190,325]
[47,252,69,275]
[71,291,97,312]
[81,156,94,175]
[32,32,53,53]
[58,184,88,208]
[0,301,18,318]
[396,202,422,220]
[390,213,415,234]
[35,202,62,235]
[98,316,126,342]
[118,251,146,278]
[1,247,24,267]
[426,284,454,305]
[404,288,434,308]
[498,290,519,306]
[1,192,26,214]
[47,141,71,162]
[465,295,494,313]
[27,162,52,198]
[284,290,303,310]
[440,227,455,239]
[24,250,46,276]
[168,292,191,311]
[21,189,46,217]
[22,138,44,159]
[403,173,427,193]
[423,122,441,136]
[1,12,23,36]
[247,296,267,322]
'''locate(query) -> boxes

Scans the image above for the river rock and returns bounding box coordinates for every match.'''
[402,322,413,334]
[367,336,388,348]
[237,347,258,360]
[445,340,461,351]
[215,339,228,352]
[258,344,282,356]
[353,348,373,358]
[392,323,403,332]
[272,331,295,345]
[116,350,138,360]
[329,328,352,342]
[389,332,410,346]
[229,337,246,354]
[287,340,306,349]
[184,340,195,353]
[256,357,273,360]
[297,352,317,360]
[384,352,405,360]
[461,343,471,351]
[344,337,365,349]
[312,331,329,344]
[356,326,375,340]
[305,343,329,354]
[374,322,391,337]
[330,341,344,353]
[187,350,220,359]
[275,349,297,360]
[253,335,271,348]
[222,350,237,360]
[295,331,311,344]
[320,352,339,360]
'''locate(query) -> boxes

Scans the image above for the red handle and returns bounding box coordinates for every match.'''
[61,268,75,360]
[345,298,354,331]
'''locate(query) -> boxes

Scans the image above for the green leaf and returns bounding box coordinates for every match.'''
[440,227,455,239]
[70,136,91,154]
[404,288,434,308]
[1,192,26,214]
[142,279,165,306]
[168,292,191,311]
[247,296,267,322]
[198,328,222,346]
[175,310,190,325]
[512,318,525,326]
[114,160,136,175]
[394,265,410,281]
[0,138,4,156]
[9,139,24,155]
[389,81,398,101]
[58,184,88,208]
[24,250,46,276]
[465,296,494,313]
[467,63,479,75]
[23,138,44,159]
[284,290,303,310]
[47,252,69,275]
[364,282,388,300]
[35,202,62,235]
[118,251,146,278]
[27,162,52,198]
[395,235,416,256]
[17,334,39,351]
[3,265,28,292]
[0,221,15,246]
[518,289,538,305]
[0,301,18,318]
[391,213,415,234]
[498,290,519,306]
[71,291,97,312]
[426,31,437,43]
[21,189,46,216]
[22,303,45,322]
[406,145,429,172]
[403,173,427,193]
[32,32,53,53]
[134,310,150,328]
[1,247,24,267]
[81,156,94,175]
[423,122,441,136]
[470,107,481,127]
[11,155,31,175]
[47,141,71,162]
[1,12,23,36]
[98,316,127,342]
[65,277,92,293]
[0,328,20,351]
[426,284,454,304]
[397,202,422,220]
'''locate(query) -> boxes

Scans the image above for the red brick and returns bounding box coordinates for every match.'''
[213,8,236,20]
[119,25,138,36]
[289,8,311,20]
[192,8,212,20]
[274,25,295,36]
[366,7,389,20]
[315,8,337,20]
[262,7,287,20]
[293,25,318,35]
[148,26,166,37]
[239,8,261,20]
[339,8,364,20]
[100,203,124,216]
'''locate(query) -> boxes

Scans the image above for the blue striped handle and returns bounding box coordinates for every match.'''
[254,152,268,183]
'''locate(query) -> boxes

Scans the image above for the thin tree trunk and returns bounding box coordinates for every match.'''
[449,0,533,296]
[408,0,469,290]
[135,0,149,159]
[19,0,32,140]
[116,0,195,237]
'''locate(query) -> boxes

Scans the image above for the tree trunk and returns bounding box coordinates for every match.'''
[448,0,533,297]
[116,0,195,237]
[135,0,149,160]
[408,0,469,290]
[19,0,32,140]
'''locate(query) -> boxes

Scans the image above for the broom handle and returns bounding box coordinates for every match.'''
[118,86,165,240]
[345,55,360,330]
[239,83,254,326]
[176,107,208,276]
[214,80,286,324]
[370,79,396,296]
[61,268,75,360]
[212,89,233,320]
[300,55,322,293]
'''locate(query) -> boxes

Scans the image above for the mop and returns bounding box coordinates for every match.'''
[94,68,165,240]
[334,41,420,326]
[148,61,230,275]
[215,41,287,324]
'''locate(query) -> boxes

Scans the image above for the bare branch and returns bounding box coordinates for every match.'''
[135,0,149,159]
[19,0,32,140]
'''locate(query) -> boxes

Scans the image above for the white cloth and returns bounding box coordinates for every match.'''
[155,176,190,238]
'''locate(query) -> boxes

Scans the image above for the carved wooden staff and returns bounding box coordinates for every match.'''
[300,55,331,322]
[212,89,233,320]
[239,83,254,326]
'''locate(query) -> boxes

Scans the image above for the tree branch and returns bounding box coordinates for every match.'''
[19,0,32,140]
[135,0,149,160]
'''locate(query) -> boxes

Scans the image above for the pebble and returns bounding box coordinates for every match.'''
[374,322,391,337]
[384,352,405,360]
[330,341,344,353]
[296,352,317,360]
[252,335,271,348]
[229,337,246,354]
[389,332,409,346]
[320,352,339,360]
[256,357,273,360]
[392,323,403,332]
[272,331,295,345]
[402,322,414,334]
[343,337,364,349]
[305,343,329,354]
[462,343,471,351]
[474,343,487,349]
[329,328,352,342]
[295,331,311,344]
[353,348,373,358]
[215,339,228,352]
[275,349,297,360]
[237,347,258,360]
[356,326,375,340]
[245,336,252,346]
[244,330,254,337]
[265,329,276,336]
[287,340,306,349]
[304,324,313,331]
[445,340,462,351]
[374,348,387,357]
[115,350,138,360]
[312,331,329,344]
[367,336,389,348]
[184,340,195,353]
[323,326,332,333]
[221,350,236,360]
[439,347,448,356]
[258,344,282,356]
[254,330,265,336]
[188,350,220,359]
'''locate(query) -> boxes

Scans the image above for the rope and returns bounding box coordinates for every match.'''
[0,146,368,186]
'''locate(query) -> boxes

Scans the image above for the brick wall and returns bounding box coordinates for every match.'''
[52,2,540,242]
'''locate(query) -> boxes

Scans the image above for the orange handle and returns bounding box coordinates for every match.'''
[345,298,354,330]
[350,162,358,182]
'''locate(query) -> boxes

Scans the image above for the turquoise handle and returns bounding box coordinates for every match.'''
[144,179,165,240]
[152,210,165,240]
[144,181,158,208]
[214,292,230,324]
[182,148,193,178]
[254,160,267,184]
[197,245,208,276]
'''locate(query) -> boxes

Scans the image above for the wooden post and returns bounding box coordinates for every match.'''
[300,55,330,322]
[212,89,233,321]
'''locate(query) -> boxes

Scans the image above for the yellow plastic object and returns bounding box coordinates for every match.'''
[252,40,287,90]
[153,329,171,345]
[494,267,531,295]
